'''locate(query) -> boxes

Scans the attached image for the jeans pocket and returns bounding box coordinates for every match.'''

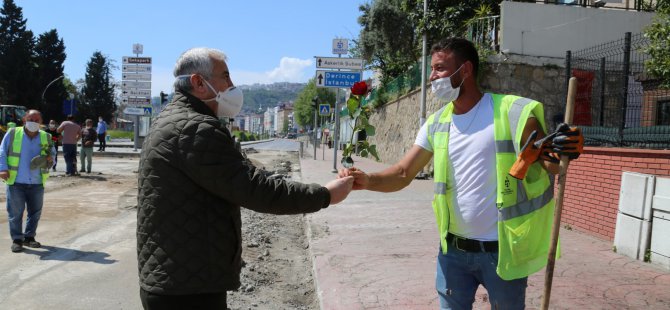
[487,251,499,267]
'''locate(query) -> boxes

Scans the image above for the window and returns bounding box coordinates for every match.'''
[658,99,670,126]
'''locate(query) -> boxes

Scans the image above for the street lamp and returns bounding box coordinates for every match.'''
[41,75,65,104]
[68,93,74,116]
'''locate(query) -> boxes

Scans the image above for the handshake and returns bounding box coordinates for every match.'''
[323,167,371,205]
[509,123,584,180]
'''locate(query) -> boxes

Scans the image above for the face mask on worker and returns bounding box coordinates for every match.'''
[24,121,40,133]
[202,79,244,118]
[431,64,464,103]
[49,123,56,130]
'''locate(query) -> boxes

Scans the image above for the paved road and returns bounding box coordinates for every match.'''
[242,138,300,152]
[0,143,302,310]
[0,156,141,310]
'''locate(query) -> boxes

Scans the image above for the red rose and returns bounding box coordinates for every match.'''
[351,81,368,96]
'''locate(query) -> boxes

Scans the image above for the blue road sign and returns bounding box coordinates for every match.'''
[143,107,152,115]
[315,70,361,88]
[319,104,331,116]
[62,99,77,115]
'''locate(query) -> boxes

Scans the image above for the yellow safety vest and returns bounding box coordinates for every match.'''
[426,94,556,280]
[6,127,51,185]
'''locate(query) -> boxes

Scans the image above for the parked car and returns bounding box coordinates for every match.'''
[285,133,297,139]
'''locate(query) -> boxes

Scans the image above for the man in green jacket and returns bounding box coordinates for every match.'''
[0,110,54,253]
[339,38,584,309]
[136,47,353,310]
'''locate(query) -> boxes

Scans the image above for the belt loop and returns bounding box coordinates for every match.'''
[479,241,486,252]
[454,238,463,251]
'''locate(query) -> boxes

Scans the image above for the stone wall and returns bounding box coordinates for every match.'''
[367,58,566,168]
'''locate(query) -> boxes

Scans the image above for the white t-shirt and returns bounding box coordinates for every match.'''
[415,93,498,241]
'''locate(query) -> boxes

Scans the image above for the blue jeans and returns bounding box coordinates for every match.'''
[62,144,77,175]
[6,183,45,241]
[435,242,528,310]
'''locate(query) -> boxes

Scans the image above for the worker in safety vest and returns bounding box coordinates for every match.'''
[0,110,54,253]
[338,38,583,309]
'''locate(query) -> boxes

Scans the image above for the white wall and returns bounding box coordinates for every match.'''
[501,2,655,59]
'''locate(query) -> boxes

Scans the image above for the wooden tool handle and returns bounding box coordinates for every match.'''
[541,76,577,310]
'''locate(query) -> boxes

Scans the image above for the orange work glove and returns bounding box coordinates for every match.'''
[509,130,543,180]
[550,123,584,160]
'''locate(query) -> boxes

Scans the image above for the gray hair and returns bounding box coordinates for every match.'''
[173,47,228,92]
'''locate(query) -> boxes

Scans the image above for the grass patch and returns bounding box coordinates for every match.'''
[107,130,134,140]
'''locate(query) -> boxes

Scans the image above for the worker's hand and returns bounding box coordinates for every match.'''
[540,150,560,164]
[338,167,369,190]
[550,123,584,160]
[0,170,8,181]
[509,130,543,180]
[324,176,354,205]
[46,156,53,168]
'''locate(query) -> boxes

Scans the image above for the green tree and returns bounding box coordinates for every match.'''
[356,0,417,86]
[0,0,38,108]
[355,0,499,85]
[644,4,670,88]
[35,29,67,122]
[293,79,336,128]
[81,51,116,122]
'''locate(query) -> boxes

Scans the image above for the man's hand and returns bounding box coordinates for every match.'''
[509,130,544,180]
[550,123,584,160]
[338,167,369,190]
[46,156,54,169]
[324,176,354,205]
[0,170,8,181]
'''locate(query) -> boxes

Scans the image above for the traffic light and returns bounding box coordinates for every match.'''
[311,96,319,109]
[160,91,168,105]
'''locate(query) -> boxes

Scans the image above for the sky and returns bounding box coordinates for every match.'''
[15,0,367,97]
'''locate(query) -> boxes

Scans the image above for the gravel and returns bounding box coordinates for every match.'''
[226,150,318,310]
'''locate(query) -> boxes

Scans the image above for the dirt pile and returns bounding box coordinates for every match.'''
[226,150,318,310]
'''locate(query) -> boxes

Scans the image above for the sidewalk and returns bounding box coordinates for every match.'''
[299,144,670,310]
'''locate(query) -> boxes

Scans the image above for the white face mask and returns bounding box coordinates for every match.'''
[49,124,56,130]
[431,64,464,103]
[202,79,244,118]
[24,121,40,133]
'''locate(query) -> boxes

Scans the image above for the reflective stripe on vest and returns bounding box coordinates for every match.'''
[7,127,51,185]
[427,94,555,280]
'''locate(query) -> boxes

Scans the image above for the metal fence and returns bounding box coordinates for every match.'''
[362,55,428,108]
[467,15,500,53]
[567,32,670,149]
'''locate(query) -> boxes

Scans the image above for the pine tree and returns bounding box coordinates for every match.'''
[82,51,116,122]
[0,0,38,108]
[35,29,67,122]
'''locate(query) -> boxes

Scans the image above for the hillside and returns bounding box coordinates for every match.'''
[239,82,305,113]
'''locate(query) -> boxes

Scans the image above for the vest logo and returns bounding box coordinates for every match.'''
[502,176,513,195]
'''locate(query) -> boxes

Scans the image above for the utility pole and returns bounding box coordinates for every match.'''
[312,97,319,160]
[420,0,428,127]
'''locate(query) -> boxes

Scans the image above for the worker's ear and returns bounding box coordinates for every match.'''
[461,61,474,82]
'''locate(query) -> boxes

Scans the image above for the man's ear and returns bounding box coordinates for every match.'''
[462,61,474,81]
[190,75,207,95]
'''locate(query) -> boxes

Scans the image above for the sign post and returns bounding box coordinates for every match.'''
[319,104,332,160]
[315,70,361,88]
[314,38,362,172]
[318,104,331,116]
[122,44,152,151]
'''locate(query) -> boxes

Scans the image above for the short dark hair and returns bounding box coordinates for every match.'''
[430,38,479,76]
[67,115,74,121]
